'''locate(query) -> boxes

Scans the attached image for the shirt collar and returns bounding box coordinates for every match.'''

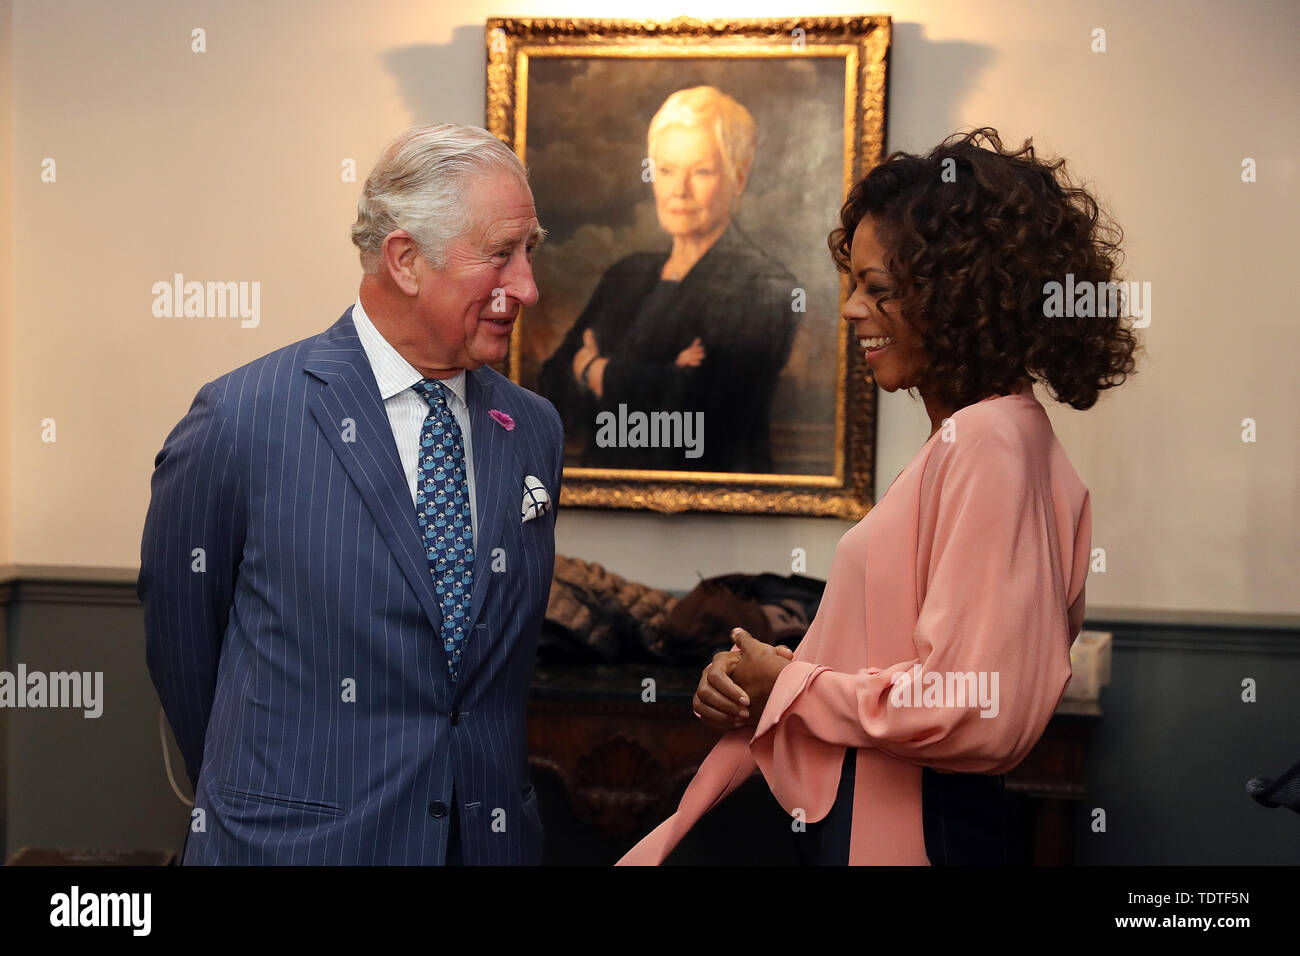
[351,297,467,406]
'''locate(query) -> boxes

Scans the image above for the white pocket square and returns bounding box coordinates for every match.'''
[521,475,551,523]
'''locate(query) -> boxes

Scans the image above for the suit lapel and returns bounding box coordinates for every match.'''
[303,309,446,642]
[463,366,517,639]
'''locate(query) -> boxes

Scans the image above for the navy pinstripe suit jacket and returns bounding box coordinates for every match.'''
[139,307,564,865]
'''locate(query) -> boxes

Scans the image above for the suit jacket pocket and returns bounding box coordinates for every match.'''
[216,783,343,817]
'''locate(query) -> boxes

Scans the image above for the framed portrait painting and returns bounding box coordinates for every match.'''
[486,15,890,517]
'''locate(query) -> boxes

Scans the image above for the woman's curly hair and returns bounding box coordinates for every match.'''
[829,127,1139,410]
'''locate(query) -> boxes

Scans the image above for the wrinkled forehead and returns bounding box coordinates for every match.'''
[465,173,544,242]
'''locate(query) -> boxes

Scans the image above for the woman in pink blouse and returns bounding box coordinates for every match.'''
[619,128,1139,865]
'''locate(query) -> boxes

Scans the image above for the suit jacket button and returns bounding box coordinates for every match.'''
[429,801,447,818]
[450,712,460,726]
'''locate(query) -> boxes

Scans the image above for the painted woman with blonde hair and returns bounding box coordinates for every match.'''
[539,85,799,473]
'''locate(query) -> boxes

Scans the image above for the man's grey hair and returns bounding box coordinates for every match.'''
[351,124,530,273]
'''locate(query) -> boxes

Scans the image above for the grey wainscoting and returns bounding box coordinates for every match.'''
[0,566,189,861]
[1073,613,1300,865]
[1,568,1297,864]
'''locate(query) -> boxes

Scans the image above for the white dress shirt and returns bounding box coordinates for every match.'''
[350,297,478,534]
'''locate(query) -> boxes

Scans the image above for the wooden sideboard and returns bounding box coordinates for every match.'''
[527,663,1099,864]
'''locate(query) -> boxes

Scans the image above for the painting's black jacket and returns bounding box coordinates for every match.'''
[539,224,799,473]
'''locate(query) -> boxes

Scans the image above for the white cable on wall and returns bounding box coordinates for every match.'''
[159,707,194,807]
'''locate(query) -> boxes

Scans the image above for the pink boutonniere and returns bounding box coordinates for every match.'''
[489,409,515,432]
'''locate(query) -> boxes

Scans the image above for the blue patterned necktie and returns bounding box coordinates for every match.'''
[412,379,474,683]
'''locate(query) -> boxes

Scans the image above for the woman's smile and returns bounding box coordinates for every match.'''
[859,335,893,357]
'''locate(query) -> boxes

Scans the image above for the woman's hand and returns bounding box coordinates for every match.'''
[729,629,793,726]
[693,649,747,732]
[693,631,794,732]
[675,337,706,367]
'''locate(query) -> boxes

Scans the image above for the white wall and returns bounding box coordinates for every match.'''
[0,0,12,568]
[6,0,1298,615]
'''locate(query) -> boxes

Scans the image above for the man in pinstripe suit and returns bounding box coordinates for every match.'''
[139,125,564,864]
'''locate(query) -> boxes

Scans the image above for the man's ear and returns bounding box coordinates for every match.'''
[381,230,422,296]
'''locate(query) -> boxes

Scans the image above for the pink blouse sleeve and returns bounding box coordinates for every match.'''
[751,426,1083,776]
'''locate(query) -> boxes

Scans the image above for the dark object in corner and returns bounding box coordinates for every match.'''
[540,560,826,668]
[540,555,679,665]
[658,572,826,667]
[1247,755,1300,814]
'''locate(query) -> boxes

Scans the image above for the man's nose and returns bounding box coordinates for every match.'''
[505,257,539,307]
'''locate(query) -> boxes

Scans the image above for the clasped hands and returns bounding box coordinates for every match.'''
[692,628,794,732]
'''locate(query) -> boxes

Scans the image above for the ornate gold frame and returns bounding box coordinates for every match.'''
[486,15,890,518]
